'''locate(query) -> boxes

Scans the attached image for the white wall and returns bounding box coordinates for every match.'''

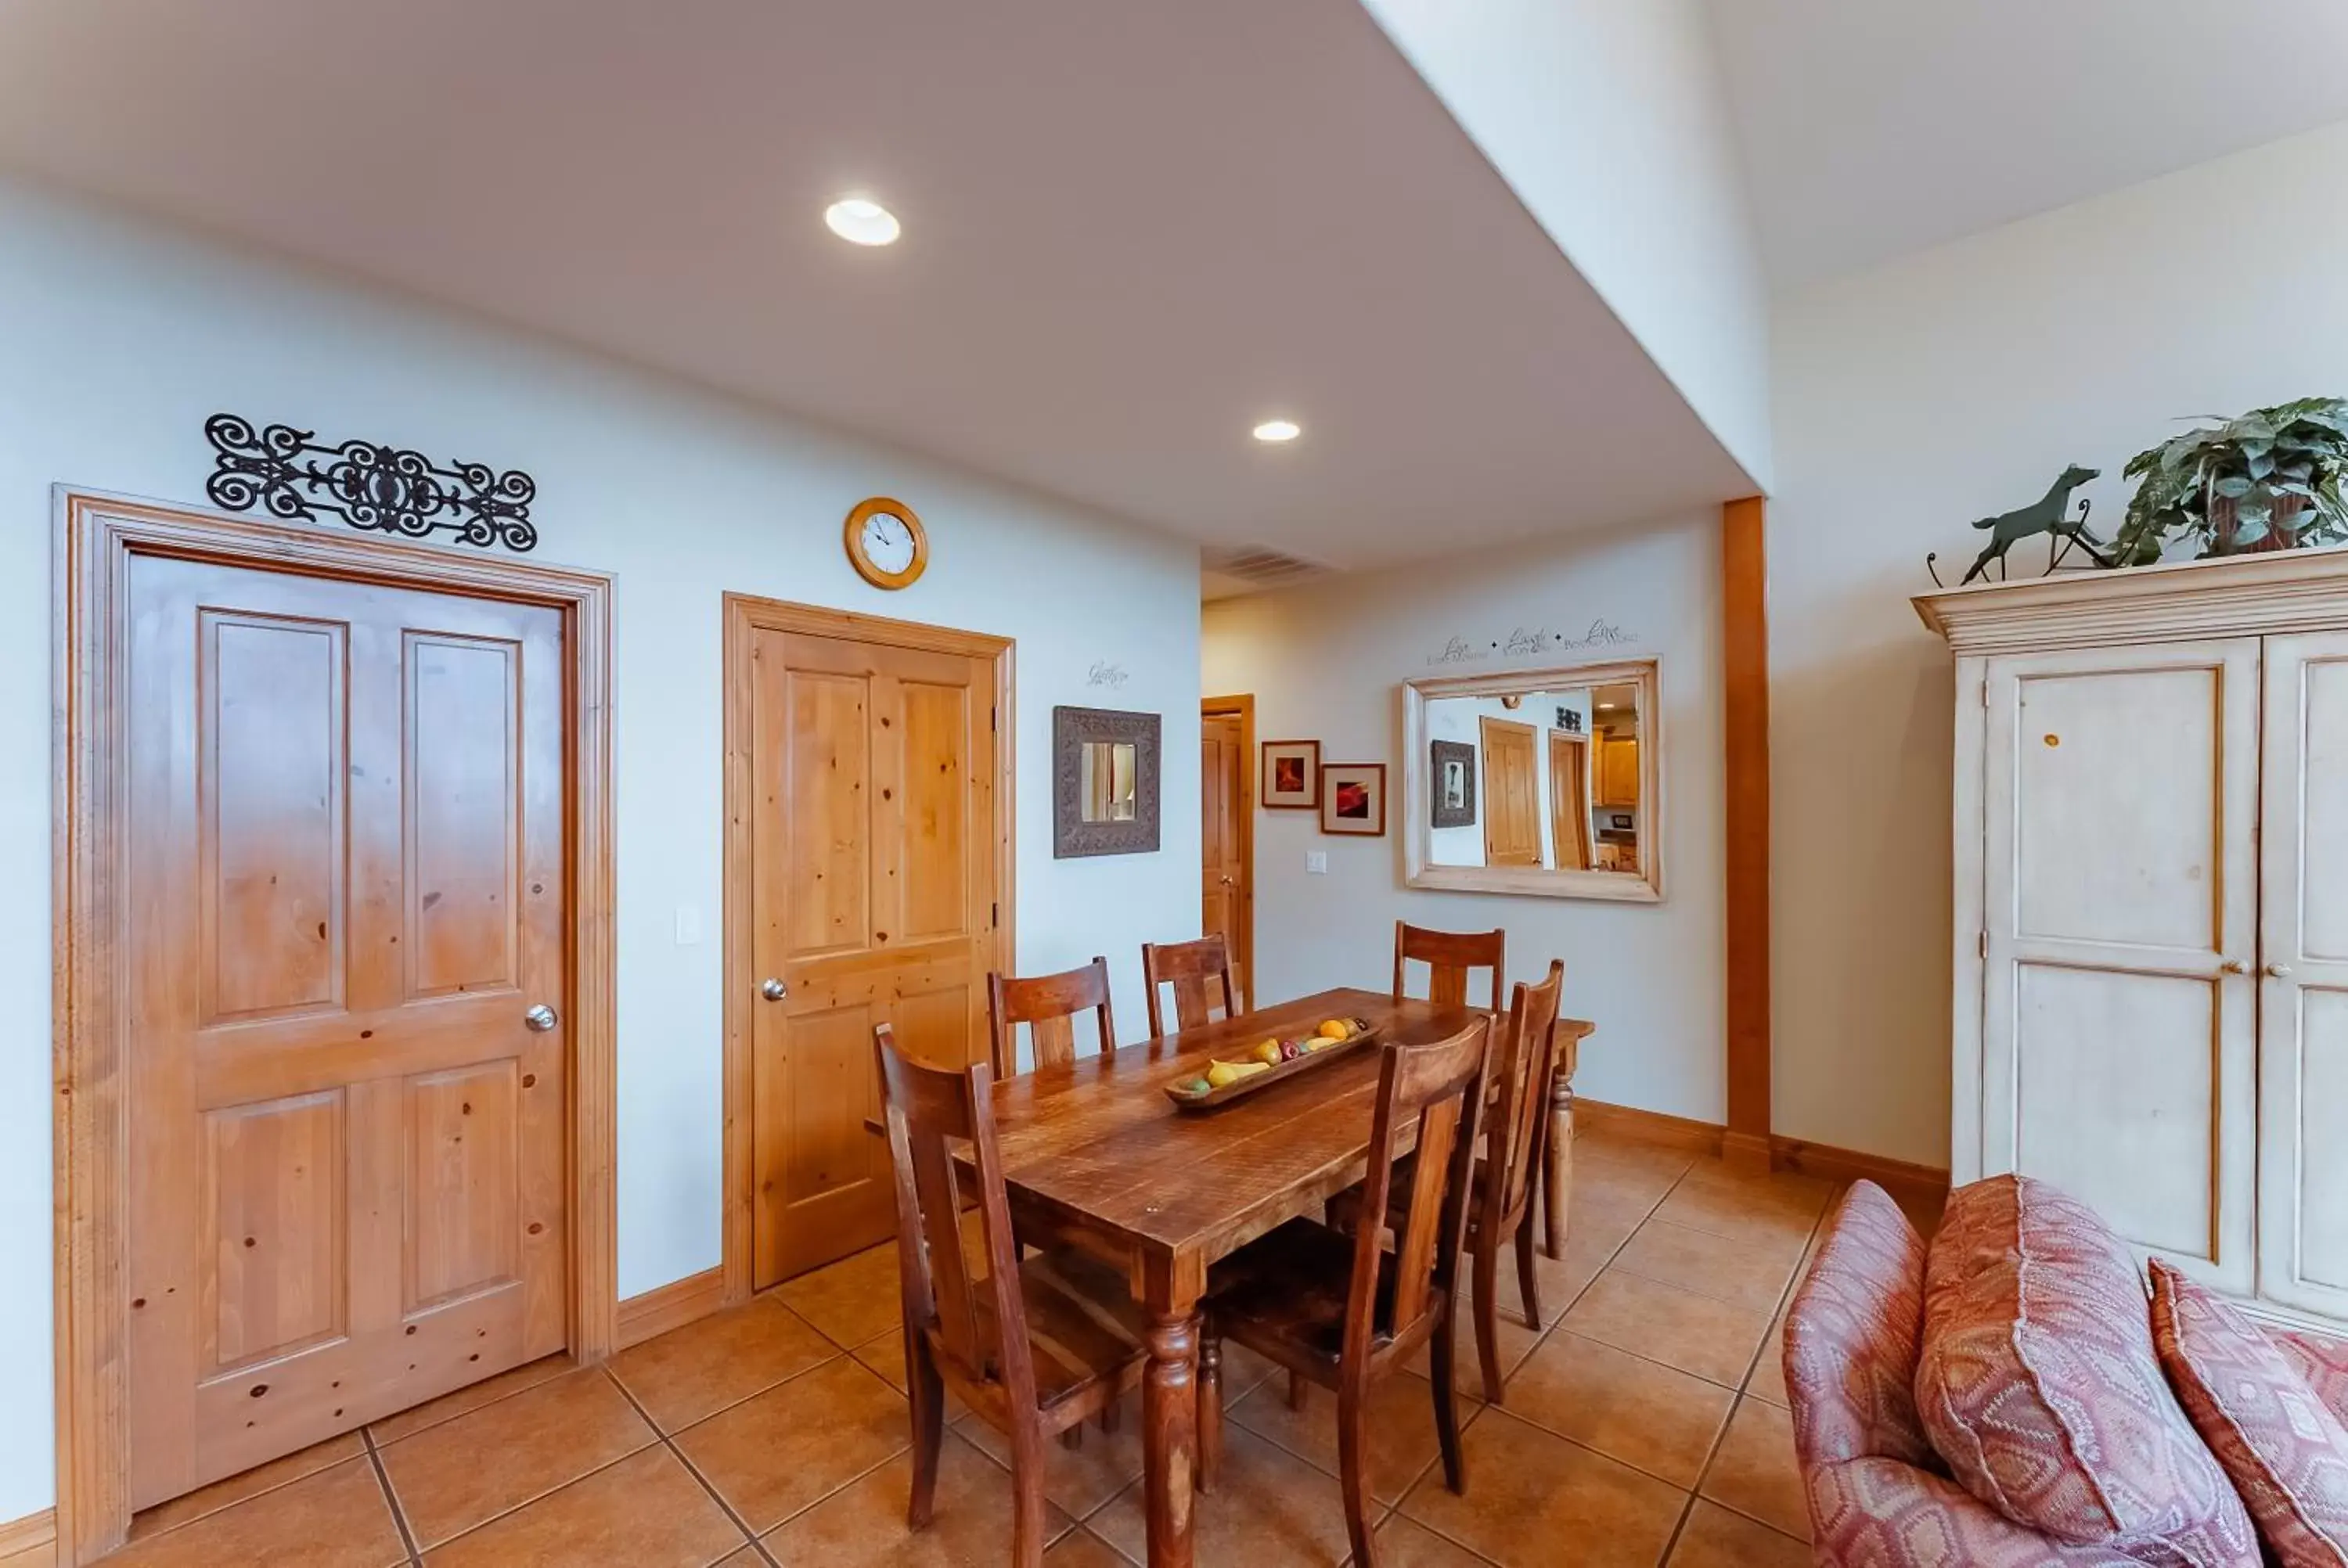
[1203,512,1723,1123]
[1360,0,1773,487]
[0,178,1202,1520]
[1767,118,2348,1167]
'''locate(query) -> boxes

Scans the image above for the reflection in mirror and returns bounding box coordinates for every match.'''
[1417,674,1647,883]
[1080,740,1138,822]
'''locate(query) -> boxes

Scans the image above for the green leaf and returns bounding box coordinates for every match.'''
[2214,474,2254,498]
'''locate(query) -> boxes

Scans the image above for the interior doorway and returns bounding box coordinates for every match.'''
[52,493,618,1563]
[722,596,1014,1293]
[1201,695,1255,1011]
[1480,715,1542,867]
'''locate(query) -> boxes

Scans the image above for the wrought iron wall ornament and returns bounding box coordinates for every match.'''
[204,414,539,552]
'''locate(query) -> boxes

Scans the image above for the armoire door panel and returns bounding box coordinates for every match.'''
[1981,638,2258,1294]
[201,612,348,1023]
[2259,632,2348,1317]
[2013,964,2219,1262]
[2010,664,2223,951]
[125,553,569,1509]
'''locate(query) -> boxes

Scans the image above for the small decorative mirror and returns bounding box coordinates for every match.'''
[1401,657,1662,901]
[1054,707,1161,856]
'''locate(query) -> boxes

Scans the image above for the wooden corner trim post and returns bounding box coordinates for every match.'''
[1721,496,1773,1174]
[52,490,618,1564]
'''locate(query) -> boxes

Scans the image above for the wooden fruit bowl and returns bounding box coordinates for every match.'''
[1162,1021,1381,1113]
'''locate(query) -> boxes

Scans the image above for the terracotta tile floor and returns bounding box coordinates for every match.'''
[100,1129,1910,1566]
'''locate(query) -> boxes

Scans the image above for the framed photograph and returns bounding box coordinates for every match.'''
[1320,762,1388,836]
[1260,739,1321,810]
[1428,739,1476,829]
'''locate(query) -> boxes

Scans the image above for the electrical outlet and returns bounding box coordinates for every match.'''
[675,903,704,945]
[1305,851,1328,875]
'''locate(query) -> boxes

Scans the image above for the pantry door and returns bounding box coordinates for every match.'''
[121,553,571,1507]
[733,600,1011,1288]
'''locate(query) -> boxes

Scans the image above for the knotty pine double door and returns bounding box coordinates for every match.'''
[123,555,570,1507]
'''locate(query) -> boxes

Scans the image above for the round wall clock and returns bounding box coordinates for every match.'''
[844,496,928,590]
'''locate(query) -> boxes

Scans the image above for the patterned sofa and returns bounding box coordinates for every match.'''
[1784,1175,2348,1567]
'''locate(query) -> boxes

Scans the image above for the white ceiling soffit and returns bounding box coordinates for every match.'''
[1711,0,2348,292]
[0,0,1752,572]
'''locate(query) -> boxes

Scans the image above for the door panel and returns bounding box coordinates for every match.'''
[1480,717,1540,867]
[1201,714,1246,1007]
[2260,633,2348,1315]
[749,624,999,1286]
[1980,639,2257,1293]
[127,556,567,1509]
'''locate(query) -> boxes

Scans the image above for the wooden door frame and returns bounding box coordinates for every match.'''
[719,594,1015,1304]
[51,490,618,1564]
[1201,694,1255,1011]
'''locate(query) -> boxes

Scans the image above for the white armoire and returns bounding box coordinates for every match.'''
[1919,549,2348,1331]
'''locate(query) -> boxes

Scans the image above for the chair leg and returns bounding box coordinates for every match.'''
[1197,1336,1223,1494]
[1472,1235,1507,1406]
[906,1331,945,1529]
[1337,1381,1378,1568]
[1099,1399,1121,1435]
[1287,1369,1307,1411]
[1514,1206,1546,1330]
[1061,1424,1085,1450]
[1430,1300,1467,1494]
[1008,1438,1049,1568]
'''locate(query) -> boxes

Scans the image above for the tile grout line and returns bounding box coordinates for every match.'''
[1660,1179,1839,1562]
[360,1426,424,1567]
[600,1365,787,1567]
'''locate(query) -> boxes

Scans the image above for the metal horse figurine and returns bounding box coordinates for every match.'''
[1927,466,2110,586]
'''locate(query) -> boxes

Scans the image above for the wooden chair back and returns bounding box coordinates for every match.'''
[1488,961,1565,1224]
[1346,1019,1491,1365]
[873,1024,1035,1406]
[1392,921,1507,1013]
[987,957,1116,1075]
[1140,935,1237,1037]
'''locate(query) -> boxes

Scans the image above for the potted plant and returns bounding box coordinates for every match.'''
[2111,397,2348,564]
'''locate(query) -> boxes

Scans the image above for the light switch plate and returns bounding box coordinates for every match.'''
[675,903,704,945]
[1305,851,1328,875]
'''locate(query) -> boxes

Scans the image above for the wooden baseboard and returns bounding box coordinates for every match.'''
[0,1506,55,1558]
[616,1266,727,1350]
[1576,1099,1950,1209]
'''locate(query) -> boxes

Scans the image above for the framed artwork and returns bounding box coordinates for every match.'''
[1260,739,1320,810]
[1429,739,1476,829]
[1320,762,1388,836]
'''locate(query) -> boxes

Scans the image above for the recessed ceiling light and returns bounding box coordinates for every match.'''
[1253,419,1302,444]
[1598,702,1617,710]
[824,197,900,246]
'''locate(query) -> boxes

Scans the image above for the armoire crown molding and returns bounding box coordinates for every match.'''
[1914,545,2348,654]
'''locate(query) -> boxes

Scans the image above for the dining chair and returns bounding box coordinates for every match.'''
[1392,920,1507,1013]
[1140,933,1237,1037]
[1333,961,1564,1404]
[1197,1018,1493,1568]
[987,956,1116,1075]
[873,1024,1149,1566]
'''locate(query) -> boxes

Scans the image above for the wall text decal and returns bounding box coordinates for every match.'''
[1086,661,1132,688]
[205,413,538,552]
[1423,619,1639,667]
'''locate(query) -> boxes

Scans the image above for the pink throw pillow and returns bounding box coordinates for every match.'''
[1914,1176,2256,1563]
[2152,1261,2348,1567]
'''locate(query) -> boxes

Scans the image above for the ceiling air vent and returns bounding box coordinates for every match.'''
[1201,544,1330,589]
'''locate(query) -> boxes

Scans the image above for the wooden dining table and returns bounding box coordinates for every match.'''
[970,984,1594,1567]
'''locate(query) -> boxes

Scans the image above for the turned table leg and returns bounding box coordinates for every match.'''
[1543,1034,1581,1261]
[1141,1306,1199,1567]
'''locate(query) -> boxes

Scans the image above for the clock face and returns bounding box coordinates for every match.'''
[861,511,917,575]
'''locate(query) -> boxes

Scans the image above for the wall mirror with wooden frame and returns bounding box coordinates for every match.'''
[1402,656,1662,902]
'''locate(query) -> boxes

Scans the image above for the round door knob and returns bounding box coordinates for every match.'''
[761,977,790,1002]
[2268,964,2296,979]
[2222,960,2249,975]
[524,1004,559,1032]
